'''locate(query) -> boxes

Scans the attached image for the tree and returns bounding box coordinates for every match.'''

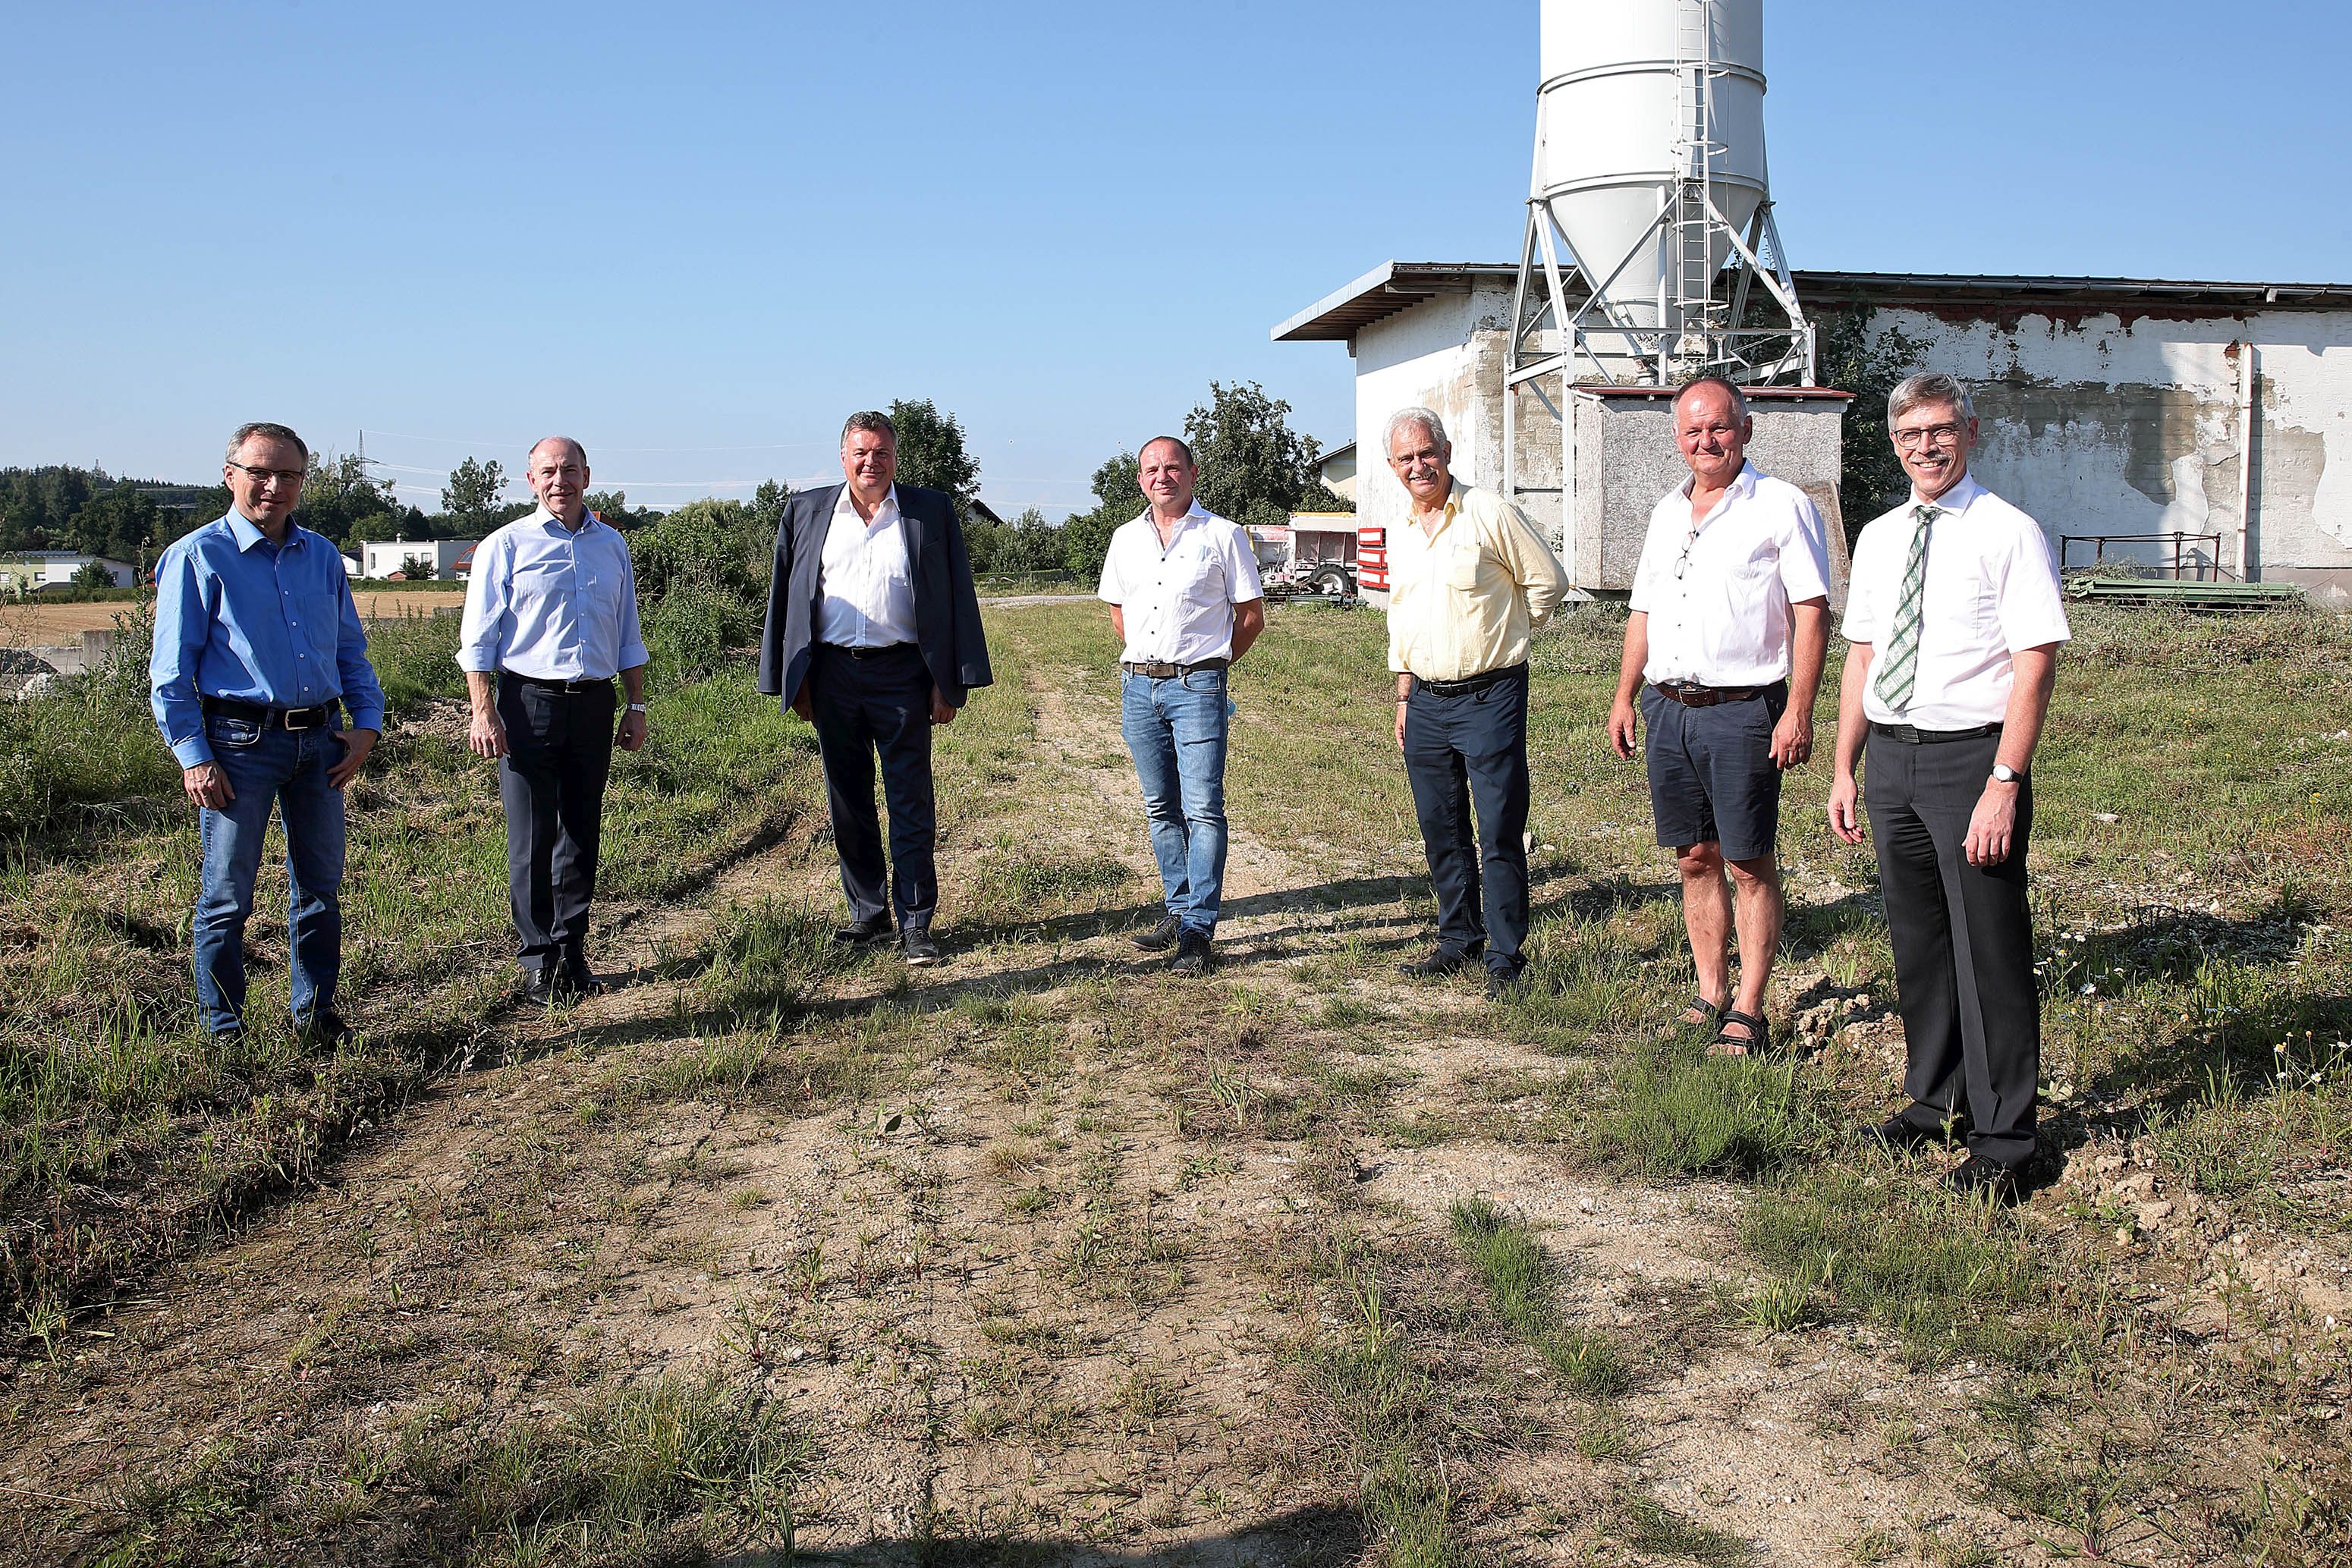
[71,558,116,589]
[749,479,791,541]
[294,451,398,548]
[1059,451,1140,582]
[441,457,508,531]
[394,506,435,542]
[1816,306,1933,546]
[400,552,435,580]
[584,489,654,531]
[1184,380,1338,533]
[888,400,981,520]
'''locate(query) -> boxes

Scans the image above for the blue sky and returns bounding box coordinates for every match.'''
[5,1,2344,517]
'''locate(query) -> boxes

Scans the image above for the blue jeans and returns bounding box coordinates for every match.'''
[1121,667,1230,936]
[193,712,347,1033]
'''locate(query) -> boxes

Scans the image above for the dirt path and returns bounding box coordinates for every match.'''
[5,652,2055,1564]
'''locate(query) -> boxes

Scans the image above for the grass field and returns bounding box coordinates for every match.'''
[1,597,2345,1565]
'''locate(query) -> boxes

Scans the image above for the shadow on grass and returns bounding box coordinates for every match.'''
[708,1503,1362,1564]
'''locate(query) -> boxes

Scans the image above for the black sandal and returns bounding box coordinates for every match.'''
[1678,994,1725,1030]
[1710,1008,1767,1056]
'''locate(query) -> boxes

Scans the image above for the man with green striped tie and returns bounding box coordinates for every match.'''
[1828,372,2070,1205]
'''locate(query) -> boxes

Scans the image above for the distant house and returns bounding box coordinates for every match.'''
[354,539,476,582]
[0,551,138,593]
[1317,441,1357,503]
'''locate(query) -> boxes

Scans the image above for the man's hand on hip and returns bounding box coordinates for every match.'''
[1770,709,1815,770]
[1606,699,1640,760]
[183,762,234,812]
[790,680,814,724]
[468,709,509,759]
[930,687,956,726]
[327,728,378,790]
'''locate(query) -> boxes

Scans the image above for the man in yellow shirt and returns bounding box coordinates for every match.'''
[1384,407,1567,989]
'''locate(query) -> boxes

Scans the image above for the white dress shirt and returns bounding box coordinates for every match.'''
[816,484,917,648]
[1096,502,1263,665]
[456,509,648,680]
[1629,462,1831,687]
[1841,473,2071,729]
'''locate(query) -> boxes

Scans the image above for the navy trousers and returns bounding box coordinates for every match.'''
[1403,666,1531,977]
[1865,727,2041,1168]
[810,643,938,930]
[497,676,615,975]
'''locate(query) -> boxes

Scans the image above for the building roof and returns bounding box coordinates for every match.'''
[1272,262,2352,343]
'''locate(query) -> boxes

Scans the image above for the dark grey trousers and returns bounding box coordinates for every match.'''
[1403,666,1531,977]
[497,676,615,974]
[1865,727,2040,1167]
[810,643,938,931]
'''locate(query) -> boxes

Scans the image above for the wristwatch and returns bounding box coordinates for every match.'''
[1990,762,2023,784]
[627,702,648,715]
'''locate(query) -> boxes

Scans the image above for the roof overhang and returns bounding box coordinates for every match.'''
[1274,263,2352,344]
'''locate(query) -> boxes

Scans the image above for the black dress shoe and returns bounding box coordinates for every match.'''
[560,950,605,996]
[1945,1154,2023,1205]
[297,1010,354,1047]
[901,927,941,967]
[1134,915,1183,953]
[524,967,561,1005]
[1484,965,1525,998]
[1400,947,1478,979]
[1860,1111,1963,1149]
[1169,931,1213,976]
[832,916,891,946]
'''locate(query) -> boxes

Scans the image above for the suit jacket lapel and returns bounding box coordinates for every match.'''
[895,486,926,572]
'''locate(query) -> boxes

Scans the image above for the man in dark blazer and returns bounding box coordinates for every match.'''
[759,410,992,965]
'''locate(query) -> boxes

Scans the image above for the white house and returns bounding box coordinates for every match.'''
[1276,264,2352,604]
[0,551,138,592]
[355,539,477,581]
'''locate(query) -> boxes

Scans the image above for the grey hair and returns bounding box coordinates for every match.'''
[841,410,897,445]
[1888,372,1976,425]
[1674,375,1750,421]
[226,422,307,463]
[528,435,588,467]
[1139,434,1194,466]
[1384,406,1448,454]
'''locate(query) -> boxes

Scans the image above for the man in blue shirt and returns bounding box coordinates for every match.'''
[457,436,649,1004]
[150,421,386,1042]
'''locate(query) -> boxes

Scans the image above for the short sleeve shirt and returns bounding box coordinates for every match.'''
[1097,503,1263,665]
[1628,462,1831,687]
[1841,473,2071,728]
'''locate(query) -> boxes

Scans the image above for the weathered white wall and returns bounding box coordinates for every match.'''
[1862,306,2352,601]
[1353,285,1514,543]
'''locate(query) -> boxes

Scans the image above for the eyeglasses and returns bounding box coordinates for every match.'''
[1891,424,1964,452]
[1674,523,1700,580]
[228,460,307,485]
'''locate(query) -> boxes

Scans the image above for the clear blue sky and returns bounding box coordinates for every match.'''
[5,1,2343,517]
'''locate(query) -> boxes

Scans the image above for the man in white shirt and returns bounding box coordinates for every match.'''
[1609,378,1832,1054]
[1097,436,1266,975]
[756,411,993,967]
[1830,372,2071,1203]
[458,436,649,1005]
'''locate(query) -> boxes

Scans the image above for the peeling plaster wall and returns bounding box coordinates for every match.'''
[1865,307,2352,602]
[1353,285,1515,544]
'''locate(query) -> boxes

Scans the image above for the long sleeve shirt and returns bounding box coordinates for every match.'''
[149,512,387,768]
[1385,481,1568,681]
[455,509,649,680]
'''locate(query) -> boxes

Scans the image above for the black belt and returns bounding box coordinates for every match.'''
[1412,662,1526,696]
[817,642,918,660]
[1651,679,1782,708]
[202,696,333,731]
[1870,721,2003,745]
[1123,657,1229,679]
[503,671,612,695]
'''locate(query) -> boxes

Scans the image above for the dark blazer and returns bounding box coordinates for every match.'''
[757,482,994,710]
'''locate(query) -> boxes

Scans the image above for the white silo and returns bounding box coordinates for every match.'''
[1501,0,1847,595]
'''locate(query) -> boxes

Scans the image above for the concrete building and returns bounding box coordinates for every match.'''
[1316,441,1357,503]
[1276,263,2352,604]
[0,551,137,592]
[356,538,476,581]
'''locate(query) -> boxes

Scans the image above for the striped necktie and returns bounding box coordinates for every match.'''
[1872,504,1942,712]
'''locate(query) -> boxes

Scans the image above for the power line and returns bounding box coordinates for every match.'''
[360,427,832,454]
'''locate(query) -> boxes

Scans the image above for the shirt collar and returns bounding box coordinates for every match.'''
[1135,499,1212,530]
[533,504,601,536]
[1910,472,1983,516]
[228,510,300,552]
[1680,460,1759,506]
[835,483,899,523]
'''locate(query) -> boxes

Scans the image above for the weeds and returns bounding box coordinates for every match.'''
[1448,1197,1630,1397]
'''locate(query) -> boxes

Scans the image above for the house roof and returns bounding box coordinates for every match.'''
[1271,262,2352,343]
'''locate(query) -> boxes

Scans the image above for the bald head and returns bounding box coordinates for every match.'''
[527,437,592,526]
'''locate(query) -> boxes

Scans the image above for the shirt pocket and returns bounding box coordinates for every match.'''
[1446,542,1484,592]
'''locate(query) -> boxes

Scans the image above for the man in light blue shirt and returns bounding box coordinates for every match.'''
[150,421,386,1042]
[458,436,649,1004]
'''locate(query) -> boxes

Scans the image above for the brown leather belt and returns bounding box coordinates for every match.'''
[1650,680,1774,708]
[1123,658,1228,679]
